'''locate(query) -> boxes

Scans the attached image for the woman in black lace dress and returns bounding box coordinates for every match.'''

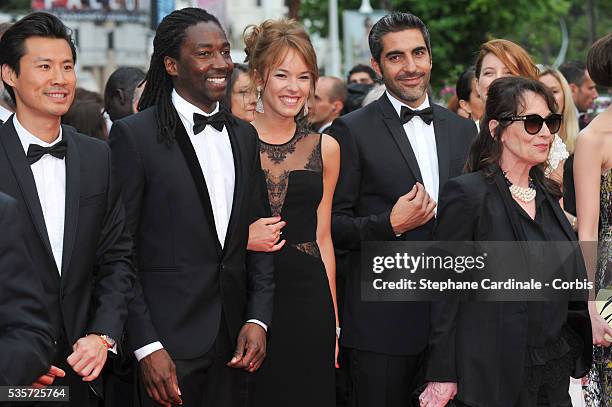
[243,19,340,407]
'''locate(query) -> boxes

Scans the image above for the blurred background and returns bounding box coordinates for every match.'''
[0,0,609,109]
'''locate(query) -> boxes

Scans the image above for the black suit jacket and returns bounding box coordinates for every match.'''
[330,94,476,360]
[0,192,55,385]
[109,106,274,359]
[0,119,135,395]
[433,169,592,406]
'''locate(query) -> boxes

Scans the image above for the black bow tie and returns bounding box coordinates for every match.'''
[193,111,226,134]
[400,106,434,125]
[26,140,67,165]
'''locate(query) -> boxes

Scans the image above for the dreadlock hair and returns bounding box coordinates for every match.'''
[138,8,224,146]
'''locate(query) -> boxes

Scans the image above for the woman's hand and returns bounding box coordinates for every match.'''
[589,301,612,347]
[248,217,286,252]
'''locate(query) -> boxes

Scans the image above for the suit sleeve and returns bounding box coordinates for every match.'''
[330,118,396,251]
[108,120,160,351]
[0,196,55,385]
[426,178,476,382]
[245,129,275,326]
[86,142,137,343]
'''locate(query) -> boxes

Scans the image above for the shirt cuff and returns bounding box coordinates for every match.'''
[134,341,164,362]
[246,319,268,332]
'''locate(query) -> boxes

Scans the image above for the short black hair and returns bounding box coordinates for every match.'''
[347,64,377,83]
[104,67,146,108]
[0,12,77,103]
[558,61,587,86]
[368,12,431,64]
[225,62,249,110]
[456,66,476,102]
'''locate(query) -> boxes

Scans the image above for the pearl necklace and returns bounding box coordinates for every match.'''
[503,172,536,203]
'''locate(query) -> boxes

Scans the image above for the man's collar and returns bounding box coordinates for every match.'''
[13,115,63,154]
[171,89,220,126]
[0,105,12,122]
[385,91,430,119]
[318,120,334,134]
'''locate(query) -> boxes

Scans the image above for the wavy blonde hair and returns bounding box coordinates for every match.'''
[243,19,318,116]
[539,66,579,154]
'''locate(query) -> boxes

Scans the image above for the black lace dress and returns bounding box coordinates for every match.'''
[248,130,335,407]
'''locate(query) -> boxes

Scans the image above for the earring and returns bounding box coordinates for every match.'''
[256,87,264,113]
[303,102,309,116]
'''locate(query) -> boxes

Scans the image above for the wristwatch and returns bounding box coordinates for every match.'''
[97,334,115,349]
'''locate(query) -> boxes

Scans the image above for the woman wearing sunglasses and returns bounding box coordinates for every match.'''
[575,33,612,407]
[431,76,591,406]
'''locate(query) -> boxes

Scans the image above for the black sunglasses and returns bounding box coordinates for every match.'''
[498,113,562,135]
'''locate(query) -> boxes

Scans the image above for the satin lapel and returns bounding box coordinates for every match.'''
[492,170,531,274]
[222,118,243,253]
[432,105,450,188]
[0,121,55,265]
[492,170,525,241]
[174,117,223,255]
[61,127,80,278]
[377,95,423,183]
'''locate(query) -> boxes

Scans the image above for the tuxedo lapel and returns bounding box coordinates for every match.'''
[432,105,450,188]
[222,117,243,253]
[0,122,55,266]
[61,127,80,278]
[377,95,423,183]
[493,169,525,241]
[173,114,223,256]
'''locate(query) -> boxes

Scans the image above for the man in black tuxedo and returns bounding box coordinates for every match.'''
[330,12,477,407]
[109,8,274,407]
[0,192,55,386]
[0,13,135,405]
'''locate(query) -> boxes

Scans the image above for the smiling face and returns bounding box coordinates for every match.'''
[372,28,432,108]
[165,21,233,113]
[497,91,553,168]
[2,36,76,122]
[259,48,312,120]
[539,73,564,113]
[477,52,515,103]
[230,71,257,122]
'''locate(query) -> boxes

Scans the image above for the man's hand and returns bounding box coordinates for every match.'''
[66,334,108,382]
[248,216,287,252]
[418,382,457,407]
[227,323,266,372]
[390,183,436,235]
[30,365,65,388]
[139,349,182,407]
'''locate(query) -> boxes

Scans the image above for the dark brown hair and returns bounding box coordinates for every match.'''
[587,33,612,88]
[465,76,561,198]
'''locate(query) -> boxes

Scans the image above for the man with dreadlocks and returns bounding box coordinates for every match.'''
[109,8,274,407]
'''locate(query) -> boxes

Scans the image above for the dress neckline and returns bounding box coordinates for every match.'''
[259,129,307,147]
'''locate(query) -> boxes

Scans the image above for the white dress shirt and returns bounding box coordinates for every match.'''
[173,90,235,247]
[0,105,12,123]
[386,91,440,204]
[134,90,265,362]
[14,116,65,272]
[15,116,118,351]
